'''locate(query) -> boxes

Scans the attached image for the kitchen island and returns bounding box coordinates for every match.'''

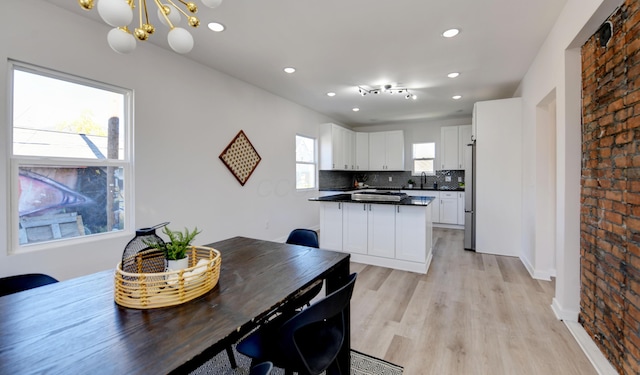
[310,192,434,274]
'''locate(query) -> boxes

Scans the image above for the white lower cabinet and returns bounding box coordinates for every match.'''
[318,201,434,274]
[457,192,465,225]
[396,205,432,262]
[342,203,368,254]
[319,202,343,251]
[367,204,396,258]
[439,191,458,224]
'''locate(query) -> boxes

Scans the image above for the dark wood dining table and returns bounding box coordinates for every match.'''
[0,236,351,374]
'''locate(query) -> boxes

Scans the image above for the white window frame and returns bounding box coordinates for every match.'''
[412,142,436,176]
[8,61,134,254]
[295,134,317,190]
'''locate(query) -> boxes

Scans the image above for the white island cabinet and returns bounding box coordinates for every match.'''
[317,197,433,274]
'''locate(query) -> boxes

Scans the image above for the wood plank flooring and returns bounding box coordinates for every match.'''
[348,228,596,374]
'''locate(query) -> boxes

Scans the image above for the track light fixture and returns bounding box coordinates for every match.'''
[358,85,417,100]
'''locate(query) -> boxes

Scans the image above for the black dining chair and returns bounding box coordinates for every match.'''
[285,228,319,248]
[0,273,59,297]
[249,361,274,375]
[237,273,357,375]
[285,229,323,309]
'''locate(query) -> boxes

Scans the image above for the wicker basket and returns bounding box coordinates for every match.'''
[114,246,221,309]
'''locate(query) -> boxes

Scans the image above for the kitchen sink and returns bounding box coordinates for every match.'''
[351,191,408,202]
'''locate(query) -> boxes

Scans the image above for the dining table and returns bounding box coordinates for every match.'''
[0,236,351,374]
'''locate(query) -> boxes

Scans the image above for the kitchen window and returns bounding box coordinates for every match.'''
[295,135,316,189]
[10,61,132,251]
[412,142,435,175]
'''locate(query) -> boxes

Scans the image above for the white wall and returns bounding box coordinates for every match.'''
[516,0,623,320]
[0,0,335,280]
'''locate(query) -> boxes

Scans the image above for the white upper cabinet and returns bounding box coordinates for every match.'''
[458,125,472,170]
[355,132,369,171]
[440,126,459,170]
[368,130,405,170]
[440,125,471,170]
[319,123,355,170]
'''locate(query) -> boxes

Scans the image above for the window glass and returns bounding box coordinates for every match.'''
[296,135,316,189]
[412,142,436,175]
[11,63,131,249]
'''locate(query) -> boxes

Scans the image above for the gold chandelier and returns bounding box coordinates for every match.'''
[77,0,223,54]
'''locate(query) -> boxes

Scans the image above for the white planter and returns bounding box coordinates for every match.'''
[167,257,189,271]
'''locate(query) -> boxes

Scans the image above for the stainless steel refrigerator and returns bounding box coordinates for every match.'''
[464,141,476,251]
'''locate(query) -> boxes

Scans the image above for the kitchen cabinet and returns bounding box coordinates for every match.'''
[458,125,472,169]
[317,199,433,274]
[319,123,355,170]
[367,204,396,258]
[343,203,395,258]
[368,131,404,170]
[439,191,458,224]
[457,191,465,225]
[319,202,343,251]
[440,125,471,170]
[440,126,459,170]
[342,203,368,254]
[396,204,432,263]
[355,132,369,170]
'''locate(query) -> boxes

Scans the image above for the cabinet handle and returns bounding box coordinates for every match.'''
[338,203,341,209]
[369,204,372,211]
[397,206,400,213]
[363,204,366,211]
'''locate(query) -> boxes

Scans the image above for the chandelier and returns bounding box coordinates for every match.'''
[77,0,223,54]
[358,84,417,100]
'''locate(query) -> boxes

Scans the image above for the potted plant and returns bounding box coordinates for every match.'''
[145,226,201,270]
[407,179,415,188]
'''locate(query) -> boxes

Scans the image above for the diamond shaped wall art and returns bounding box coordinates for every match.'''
[219,130,262,186]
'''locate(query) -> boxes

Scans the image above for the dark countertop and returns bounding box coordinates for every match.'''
[309,193,435,206]
[319,186,465,192]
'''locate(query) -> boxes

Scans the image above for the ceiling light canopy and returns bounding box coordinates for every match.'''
[77,0,224,54]
[442,28,460,38]
[358,85,417,100]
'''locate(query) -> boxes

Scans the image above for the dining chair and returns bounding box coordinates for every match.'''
[0,273,59,297]
[285,228,319,248]
[236,273,357,375]
[285,229,323,309]
[249,361,274,375]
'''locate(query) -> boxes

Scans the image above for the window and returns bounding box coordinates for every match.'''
[10,62,132,250]
[295,135,316,189]
[412,142,436,175]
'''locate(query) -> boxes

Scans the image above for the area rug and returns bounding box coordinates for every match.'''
[190,346,403,375]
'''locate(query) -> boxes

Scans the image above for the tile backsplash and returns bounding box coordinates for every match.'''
[319,170,465,190]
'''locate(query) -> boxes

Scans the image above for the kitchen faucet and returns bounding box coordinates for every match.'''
[421,172,427,189]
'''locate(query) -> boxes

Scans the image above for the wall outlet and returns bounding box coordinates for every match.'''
[389,176,392,182]
[445,176,452,182]
[458,177,463,182]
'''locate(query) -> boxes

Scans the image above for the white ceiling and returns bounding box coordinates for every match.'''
[49,0,567,127]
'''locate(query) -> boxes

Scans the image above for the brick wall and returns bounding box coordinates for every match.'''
[580,1,640,374]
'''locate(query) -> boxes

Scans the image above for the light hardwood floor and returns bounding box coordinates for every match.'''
[348,228,596,374]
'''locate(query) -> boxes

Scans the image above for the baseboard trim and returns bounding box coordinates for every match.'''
[551,297,579,321]
[564,321,617,375]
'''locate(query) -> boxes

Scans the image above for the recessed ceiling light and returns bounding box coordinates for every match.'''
[352,108,360,112]
[283,67,296,74]
[442,28,460,38]
[327,92,336,97]
[452,95,462,100]
[207,22,225,32]
[447,72,460,78]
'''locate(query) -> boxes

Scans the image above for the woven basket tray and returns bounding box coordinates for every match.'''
[114,246,221,309]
